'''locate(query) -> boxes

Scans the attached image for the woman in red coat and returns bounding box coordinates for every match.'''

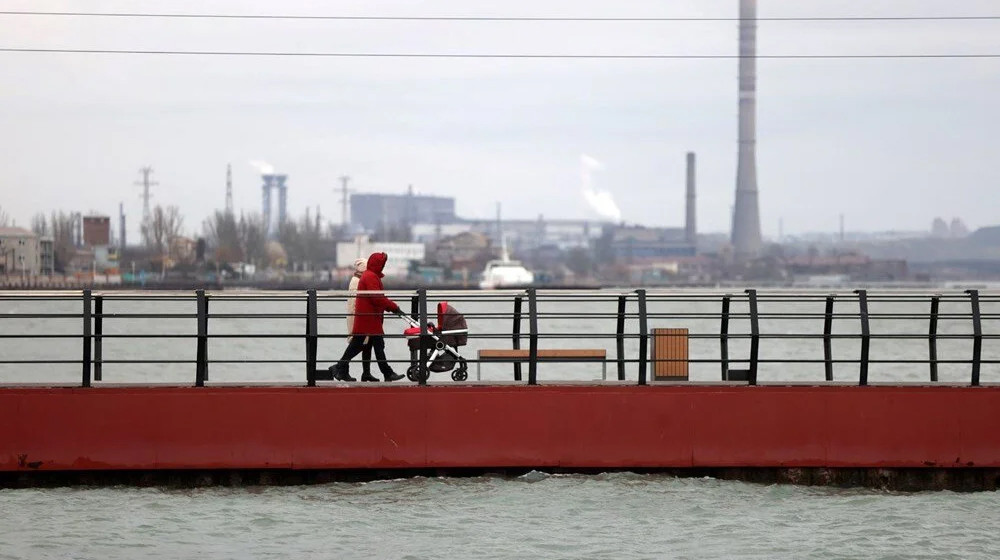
[330,252,405,382]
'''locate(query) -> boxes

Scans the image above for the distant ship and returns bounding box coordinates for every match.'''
[478,241,534,289]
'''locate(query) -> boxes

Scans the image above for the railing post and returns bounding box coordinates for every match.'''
[418,288,428,386]
[746,289,759,386]
[967,289,982,387]
[512,295,523,381]
[527,288,538,385]
[855,289,870,386]
[720,294,731,380]
[306,289,317,387]
[94,294,103,382]
[928,295,940,382]
[196,289,208,387]
[823,295,834,381]
[637,289,648,386]
[410,293,420,371]
[82,289,92,388]
[616,294,627,381]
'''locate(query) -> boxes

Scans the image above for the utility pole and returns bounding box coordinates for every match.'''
[135,166,157,246]
[337,175,352,230]
[119,202,126,251]
[225,163,234,215]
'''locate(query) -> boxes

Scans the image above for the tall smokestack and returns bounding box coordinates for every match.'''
[731,0,763,260]
[276,174,288,230]
[685,152,697,246]
[262,175,272,237]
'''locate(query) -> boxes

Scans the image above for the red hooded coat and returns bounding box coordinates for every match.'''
[351,252,401,335]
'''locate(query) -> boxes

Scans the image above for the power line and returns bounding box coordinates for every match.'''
[2,11,1000,22]
[1,48,998,59]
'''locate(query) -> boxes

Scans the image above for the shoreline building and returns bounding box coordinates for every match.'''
[0,227,41,276]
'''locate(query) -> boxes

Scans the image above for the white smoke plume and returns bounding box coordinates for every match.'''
[580,154,622,222]
[248,160,275,175]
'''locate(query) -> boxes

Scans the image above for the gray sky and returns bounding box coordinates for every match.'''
[1,0,999,243]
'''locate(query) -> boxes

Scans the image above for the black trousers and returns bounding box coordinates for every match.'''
[337,335,394,375]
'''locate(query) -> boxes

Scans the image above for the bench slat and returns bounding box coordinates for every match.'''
[479,349,606,359]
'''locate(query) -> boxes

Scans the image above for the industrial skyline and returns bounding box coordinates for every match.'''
[1,0,998,243]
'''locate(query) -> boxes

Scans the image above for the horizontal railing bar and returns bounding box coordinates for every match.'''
[3,332,998,340]
[0,360,87,364]
[4,358,999,366]
[3,289,1000,297]
[2,313,998,322]
[0,360,196,364]
[0,314,88,319]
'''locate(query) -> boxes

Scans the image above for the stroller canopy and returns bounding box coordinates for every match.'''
[437,301,468,346]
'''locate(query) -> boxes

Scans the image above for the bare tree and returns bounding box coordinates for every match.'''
[30,213,49,237]
[0,205,9,227]
[50,211,76,272]
[277,212,325,270]
[298,212,323,268]
[203,210,242,264]
[278,220,301,268]
[146,205,184,254]
[238,212,268,267]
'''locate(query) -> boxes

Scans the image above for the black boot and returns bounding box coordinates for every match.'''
[382,370,405,382]
[360,371,379,382]
[330,363,356,382]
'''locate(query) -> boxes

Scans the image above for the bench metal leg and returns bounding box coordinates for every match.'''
[477,360,481,381]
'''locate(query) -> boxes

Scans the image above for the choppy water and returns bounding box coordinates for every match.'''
[2,291,999,559]
[2,473,999,559]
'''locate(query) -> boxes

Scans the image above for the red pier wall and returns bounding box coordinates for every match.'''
[3,384,1000,472]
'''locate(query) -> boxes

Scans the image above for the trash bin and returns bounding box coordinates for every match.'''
[651,328,689,381]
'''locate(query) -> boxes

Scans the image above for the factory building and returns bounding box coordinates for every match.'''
[351,191,456,235]
[0,227,41,276]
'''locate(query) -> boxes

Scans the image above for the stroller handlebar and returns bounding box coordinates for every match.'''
[396,312,421,328]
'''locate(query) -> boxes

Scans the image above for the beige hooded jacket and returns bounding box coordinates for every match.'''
[346,258,366,334]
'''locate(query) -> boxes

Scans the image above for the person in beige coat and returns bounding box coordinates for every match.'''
[345,258,375,382]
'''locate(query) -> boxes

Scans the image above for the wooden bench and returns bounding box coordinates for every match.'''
[476,348,607,380]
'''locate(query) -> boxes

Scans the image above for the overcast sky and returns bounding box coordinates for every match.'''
[1,0,998,242]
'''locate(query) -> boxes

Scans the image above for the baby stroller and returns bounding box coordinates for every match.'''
[401,301,470,381]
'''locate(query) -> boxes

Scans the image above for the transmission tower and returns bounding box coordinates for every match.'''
[225,163,234,214]
[135,166,157,245]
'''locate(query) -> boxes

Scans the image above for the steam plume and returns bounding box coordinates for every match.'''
[249,160,275,175]
[580,154,622,222]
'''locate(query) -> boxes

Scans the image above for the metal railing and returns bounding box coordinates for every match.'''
[0,288,997,387]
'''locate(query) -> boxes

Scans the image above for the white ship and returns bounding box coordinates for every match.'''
[478,242,534,289]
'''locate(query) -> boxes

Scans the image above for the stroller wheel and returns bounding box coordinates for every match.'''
[406,365,421,382]
[451,369,468,382]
